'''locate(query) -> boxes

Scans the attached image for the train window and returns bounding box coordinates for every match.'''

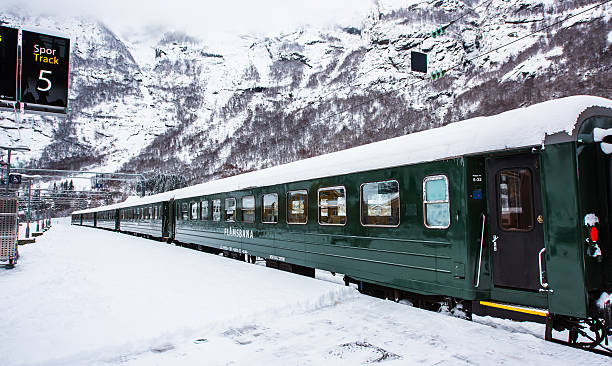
[423,175,450,229]
[287,190,308,224]
[360,180,400,227]
[212,199,221,221]
[318,186,346,225]
[498,169,534,231]
[201,200,209,220]
[225,198,236,222]
[262,193,278,223]
[242,196,255,223]
[191,202,199,220]
[181,202,189,221]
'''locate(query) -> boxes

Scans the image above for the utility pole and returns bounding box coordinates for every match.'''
[5,149,10,194]
[26,178,31,238]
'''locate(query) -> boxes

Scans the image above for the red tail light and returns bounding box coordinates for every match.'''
[590,226,599,242]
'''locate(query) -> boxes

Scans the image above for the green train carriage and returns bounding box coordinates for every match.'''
[72,96,612,351]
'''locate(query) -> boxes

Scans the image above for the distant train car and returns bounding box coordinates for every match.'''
[70,213,81,225]
[72,96,612,352]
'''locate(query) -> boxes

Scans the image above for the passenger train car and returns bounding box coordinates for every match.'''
[72,96,612,353]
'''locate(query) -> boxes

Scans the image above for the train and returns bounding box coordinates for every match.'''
[72,95,612,353]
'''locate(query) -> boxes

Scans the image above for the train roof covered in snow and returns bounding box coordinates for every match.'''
[74,95,612,214]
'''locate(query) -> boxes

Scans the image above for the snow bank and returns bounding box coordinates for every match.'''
[0,220,356,366]
[1,221,609,365]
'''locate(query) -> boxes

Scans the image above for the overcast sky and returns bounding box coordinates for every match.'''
[9,0,378,39]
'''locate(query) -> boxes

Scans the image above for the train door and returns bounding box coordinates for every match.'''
[487,154,545,291]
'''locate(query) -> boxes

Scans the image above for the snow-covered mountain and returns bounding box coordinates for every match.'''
[1,0,611,188]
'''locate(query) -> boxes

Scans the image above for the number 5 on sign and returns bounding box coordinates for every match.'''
[37,70,52,92]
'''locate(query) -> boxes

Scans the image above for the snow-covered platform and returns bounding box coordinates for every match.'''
[0,219,608,366]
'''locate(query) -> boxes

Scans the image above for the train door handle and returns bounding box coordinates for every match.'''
[492,234,499,252]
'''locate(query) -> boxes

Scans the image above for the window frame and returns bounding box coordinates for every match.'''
[286,190,308,225]
[422,175,451,229]
[359,180,401,228]
[261,193,279,224]
[212,199,221,222]
[241,195,255,224]
[225,197,237,222]
[200,200,209,221]
[190,201,199,220]
[317,186,347,226]
[497,168,535,232]
[181,202,189,221]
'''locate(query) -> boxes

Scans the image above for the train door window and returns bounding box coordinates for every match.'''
[318,186,346,225]
[191,202,199,220]
[212,199,221,221]
[262,193,278,223]
[361,180,400,227]
[148,207,153,219]
[225,198,236,222]
[242,195,255,223]
[498,169,534,231]
[423,175,450,229]
[201,200,209,220]
[181,202,189,221]
[287,190,308,224]
[154,206,158,220]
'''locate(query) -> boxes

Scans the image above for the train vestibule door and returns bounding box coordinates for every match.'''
[487,154,545,291]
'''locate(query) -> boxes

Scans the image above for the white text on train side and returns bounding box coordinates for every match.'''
[223,227,254,239]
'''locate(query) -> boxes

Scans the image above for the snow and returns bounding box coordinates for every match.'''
[597,292,612,309]
[608,30,612,44]
[1,219,608,365]
[75,95,612,214]
[584,213,600,226]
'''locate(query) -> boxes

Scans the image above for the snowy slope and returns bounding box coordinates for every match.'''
[0,219,608,366]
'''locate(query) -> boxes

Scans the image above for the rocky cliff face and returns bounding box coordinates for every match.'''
[1,0,611,189]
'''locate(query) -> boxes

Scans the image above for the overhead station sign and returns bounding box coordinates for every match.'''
[21,30,70,114]
[0,26,18,104]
